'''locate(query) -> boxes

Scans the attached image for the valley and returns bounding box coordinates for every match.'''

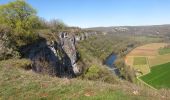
[1,0,170,99]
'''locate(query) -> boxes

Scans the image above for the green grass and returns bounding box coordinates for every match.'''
[159,48,170,55]
[0,59,169,99]
[140,62,170,89]
[0,60,145,100]
[133,57,147,65]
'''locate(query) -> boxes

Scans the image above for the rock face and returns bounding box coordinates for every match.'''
[0,24,98,77]
[0,25,96,77]
[21,32,82,77]
[59,32,80,75]
[75,31,97,41]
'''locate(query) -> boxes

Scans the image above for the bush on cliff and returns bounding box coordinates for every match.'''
[0,0,40,47]
[0,24,20,60]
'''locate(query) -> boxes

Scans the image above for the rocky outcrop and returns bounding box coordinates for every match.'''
[0,24,98,77]
[59,32,80,75]
[20,31,82,77]
[75,31,97,41]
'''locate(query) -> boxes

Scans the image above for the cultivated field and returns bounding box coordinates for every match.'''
[159,48,170,55]
[149,54,170,67]
[125,43,170,89]
[127,43,167,57]
[125,43,169,75]
[133,57,147,65]
[140,62,170,89]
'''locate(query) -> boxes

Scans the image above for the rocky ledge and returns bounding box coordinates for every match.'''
[0,27,97,78]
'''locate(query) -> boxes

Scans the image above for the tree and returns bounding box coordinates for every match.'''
[48,19,66,32]
[0,24,20,60]
[0,0,39,46]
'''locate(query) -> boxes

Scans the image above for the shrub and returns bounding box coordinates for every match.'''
[0,0,40,47]
[0,24,20,60]
[115,58,136,82]
[84,64,118,84]
[85,65,100,80]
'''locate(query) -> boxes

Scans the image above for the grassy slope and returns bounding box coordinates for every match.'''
[0,60,170,100]
[140,62,170,89]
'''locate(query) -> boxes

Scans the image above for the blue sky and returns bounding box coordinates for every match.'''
[0,0,170,28]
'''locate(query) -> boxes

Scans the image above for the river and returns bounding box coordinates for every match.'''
[105,54,120,76]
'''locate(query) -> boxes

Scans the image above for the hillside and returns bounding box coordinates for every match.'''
[1,1,170,100]
[0,59,170,100]
[86,25,170,36]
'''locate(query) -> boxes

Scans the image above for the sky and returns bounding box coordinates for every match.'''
[0,0,170,28]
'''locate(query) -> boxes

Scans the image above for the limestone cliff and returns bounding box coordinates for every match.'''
[20,31,90,77]
[0,26,96,77]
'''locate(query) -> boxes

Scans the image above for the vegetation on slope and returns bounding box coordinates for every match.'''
[77,33,163,82]
[77,34,138,82]
[0,59,170,100]
[0,0,67,60]
[0,0,40,47]
[0,0,170,99]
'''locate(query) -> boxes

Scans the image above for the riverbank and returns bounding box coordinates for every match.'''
[105,54,120,76]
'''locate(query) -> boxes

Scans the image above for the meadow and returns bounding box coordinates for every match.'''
[140,62,170,89]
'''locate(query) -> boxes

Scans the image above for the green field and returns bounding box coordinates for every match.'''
[140,62,170,89]
[159,48,170,55]
[133,57,147,65]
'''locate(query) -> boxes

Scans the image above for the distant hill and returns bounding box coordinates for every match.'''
[86,24,170,35]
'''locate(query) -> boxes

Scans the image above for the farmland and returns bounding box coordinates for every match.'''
[125,43,170,74]
[159,48,170,55]
[133,57,147,65]
[140,62,170,89]
[125,43,170,89]
[149,54,170,67]
[125,43,168,74]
